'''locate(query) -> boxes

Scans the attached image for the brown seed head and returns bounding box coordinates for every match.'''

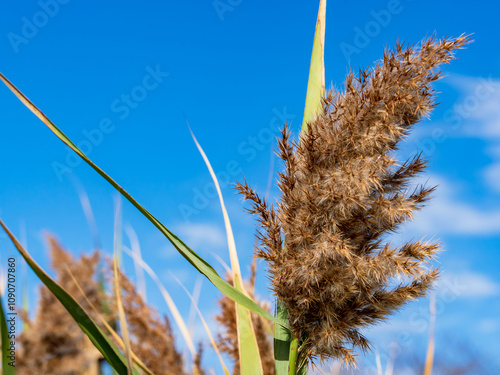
[236,35,469,365]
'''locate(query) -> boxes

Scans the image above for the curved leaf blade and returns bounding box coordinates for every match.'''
[170,272,231,375]
[302,0,326,132]
[188,124,263,375]
[0,219,139,375]
[65,266,155,375]
[0,72,287,331]
[274,300,291,375]
[122,246,196,356]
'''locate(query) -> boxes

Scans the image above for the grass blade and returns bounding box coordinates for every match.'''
[375,349,383,375]
[188,124,263,375]
[0,219,139,375]
[113,257,134,375]
[235,295,263,375]
[70,174,102,251]
[114,196,123,266]
[302,0,326,132]
[122,246,196,356]
[210,252,232,275]
[124,224,147,302]
[65,266,154,375]
[274,300,291,375]
[113,198,133,375]
[0,72,287,330]
[187,276,202,338]
[186,276,203,366]
[423,295,436,375]
[287,334,299,375]
[385,343,397,375]
[171,273,230,375]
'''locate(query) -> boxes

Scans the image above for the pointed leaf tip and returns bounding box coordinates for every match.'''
[302,0,326,133]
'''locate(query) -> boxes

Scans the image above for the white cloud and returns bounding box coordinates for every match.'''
[439,75,500,194]
[363,271,499,342]
[439,271,500,298]
[486,144,500,159]
[478,318,500,333]
[483,162,500,193]
[174,222,227,252]
[444,74,500,139]
[412,196,500,235]
[407,74,500,195]
[408,174,500,236]
[483,144,500,192]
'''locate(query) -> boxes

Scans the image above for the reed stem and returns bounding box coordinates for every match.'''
[288,334,299,375]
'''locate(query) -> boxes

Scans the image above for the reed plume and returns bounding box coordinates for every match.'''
[112,264,187,375]
[236,35,469,366]
[17,236,106,375]
[17,236,189,374]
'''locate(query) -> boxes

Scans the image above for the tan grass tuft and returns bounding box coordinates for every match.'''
[17,236,106,375]
[17,235,188,375]
[110,262,187,375]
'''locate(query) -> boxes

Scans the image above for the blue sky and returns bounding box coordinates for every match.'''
[1,0,499,373]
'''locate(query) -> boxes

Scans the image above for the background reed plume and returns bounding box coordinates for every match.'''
[236,35,470,366]
[16,237,188,375]
[17,237,106,374]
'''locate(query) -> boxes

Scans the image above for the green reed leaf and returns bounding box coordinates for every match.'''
[188,124,263,375]
[302,0,326,132]
[0,219,140,375]
[0,292,16,375]
[0,73,286,332]
[274,300,291,375]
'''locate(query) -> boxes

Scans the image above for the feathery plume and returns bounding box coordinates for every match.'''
[110,262,187,375]
[17,236,189,374]
[236,35,469,366]
[17,236,105,375]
